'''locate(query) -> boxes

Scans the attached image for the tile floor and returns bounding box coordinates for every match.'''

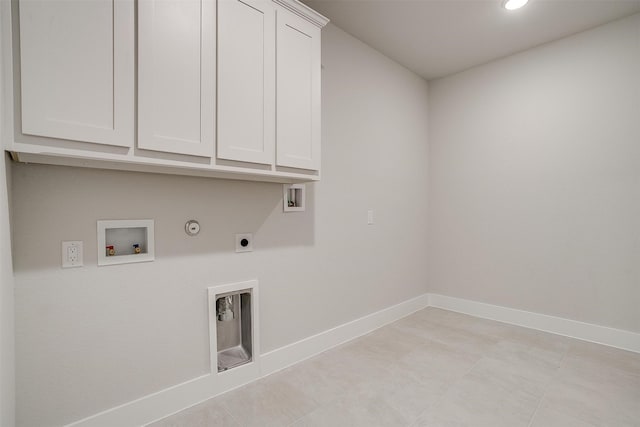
[148,308,640,427]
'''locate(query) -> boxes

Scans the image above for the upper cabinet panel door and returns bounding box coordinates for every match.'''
[138,0,215,157]
[276,9,321,171]
[19,0,134,147]
[217,0,275,165]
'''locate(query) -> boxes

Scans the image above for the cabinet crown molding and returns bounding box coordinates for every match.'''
[272,0,329,27]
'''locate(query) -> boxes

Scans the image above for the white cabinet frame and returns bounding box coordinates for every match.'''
[275,7,321,170]
[217,0,276,165]
[137,0,216,157]
[18,0,134,147]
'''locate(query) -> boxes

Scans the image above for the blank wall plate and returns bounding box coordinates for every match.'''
[62,241,83,268]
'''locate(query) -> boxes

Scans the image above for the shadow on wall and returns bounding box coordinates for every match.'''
[10,162,315,272]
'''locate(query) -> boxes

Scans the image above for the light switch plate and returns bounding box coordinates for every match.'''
[62,241,83,268]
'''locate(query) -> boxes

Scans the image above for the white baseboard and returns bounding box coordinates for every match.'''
[429,293,640,354]
[261,293,431,376]
[66,292,640,426]
[66,361,261,427]
[66,293,430,427]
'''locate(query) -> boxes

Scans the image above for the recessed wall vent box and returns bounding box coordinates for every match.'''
[283,184,305,212]
[97,219,155,266]
[208,280,259,374]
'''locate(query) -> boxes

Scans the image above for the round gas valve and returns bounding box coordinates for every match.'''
[185,220,200,236]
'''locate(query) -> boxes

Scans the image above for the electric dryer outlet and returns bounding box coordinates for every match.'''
[235,233,253,253]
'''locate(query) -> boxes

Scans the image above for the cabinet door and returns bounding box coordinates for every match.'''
[19,0,134,147]
[276,9,321,170]
[138,0,215,157]
[217,0,275,165]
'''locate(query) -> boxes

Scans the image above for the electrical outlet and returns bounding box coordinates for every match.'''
[367,209,374,225]
[62,241,83,268]
[235,233,253,253]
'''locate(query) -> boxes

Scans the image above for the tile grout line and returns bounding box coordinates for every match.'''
[284,398,323,427]
[287,319,485,427]
[281,356,351,427]
[156,310,629,427]
[221,400,245,427]
[525,343,571,427]
[407,315,522,424]
[406,350,487,426]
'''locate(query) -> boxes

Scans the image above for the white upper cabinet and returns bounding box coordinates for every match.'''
[8,0,328,182]
[19,0,134,147]
[217,0,275,165]
[138,0,216,157]
[275,7,321,170]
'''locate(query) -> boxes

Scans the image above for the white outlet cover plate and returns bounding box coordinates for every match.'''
[235,233,253,253]
[62,241,83,268]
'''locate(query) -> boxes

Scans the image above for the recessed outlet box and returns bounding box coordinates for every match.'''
[97,219,155,266]
[62,241,83,268]
[235,233,253,253]
[283,184,305,212]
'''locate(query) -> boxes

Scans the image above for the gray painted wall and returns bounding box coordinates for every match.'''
[427,14,640,333]
[1,156,15,427]
[1,0,16,422]
[11,24,430,426]
[11,10,640,427]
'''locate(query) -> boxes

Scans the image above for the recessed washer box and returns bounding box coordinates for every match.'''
[97,219,155,266]
[283,184,305,212]
[208,280,259,374]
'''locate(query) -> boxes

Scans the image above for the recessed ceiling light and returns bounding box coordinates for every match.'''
[503,0,529,10]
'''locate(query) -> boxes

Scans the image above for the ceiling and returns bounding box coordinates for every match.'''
[301,0,640,80]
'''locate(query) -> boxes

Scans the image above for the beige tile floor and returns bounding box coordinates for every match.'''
[148,308,640,427]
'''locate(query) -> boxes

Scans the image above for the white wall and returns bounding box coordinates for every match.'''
[428,14,640,333]
[1,0,16,423]
[1,156,15,427]
[11,23,429,426]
